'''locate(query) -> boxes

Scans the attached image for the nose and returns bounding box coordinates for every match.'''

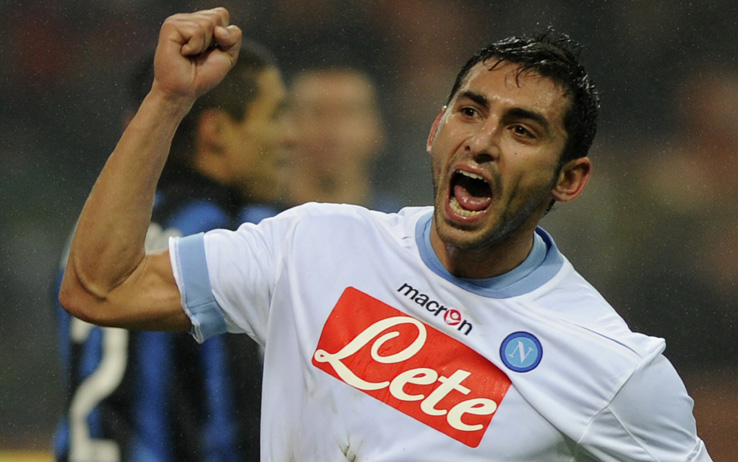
[465,118,499,162]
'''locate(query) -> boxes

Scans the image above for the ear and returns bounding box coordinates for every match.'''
[196,109,229,154]
[426,106,447,154]
[550,156,591,203]
[191,109,233,182]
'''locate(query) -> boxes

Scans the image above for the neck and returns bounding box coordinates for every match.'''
[429,224,536,280]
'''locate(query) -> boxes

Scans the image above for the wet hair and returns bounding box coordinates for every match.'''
[447,31,600,164]
[128,39,278,174]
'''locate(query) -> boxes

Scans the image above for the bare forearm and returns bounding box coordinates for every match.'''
[59,8,242,329]
[69,90,192,296]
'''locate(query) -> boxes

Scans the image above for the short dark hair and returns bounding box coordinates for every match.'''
[174,39,278,165]
[128,39,278,173]
[447,31,600,164]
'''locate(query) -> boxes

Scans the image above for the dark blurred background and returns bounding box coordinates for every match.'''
[2,0,737,459]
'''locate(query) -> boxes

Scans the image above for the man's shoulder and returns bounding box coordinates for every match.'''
[285,202,430,226]
[532,261,665,360]
[288,202,427,215]
[267,203,430,251]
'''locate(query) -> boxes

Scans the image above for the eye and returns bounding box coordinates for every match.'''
[459,106,479,118]
[511,124,534,138]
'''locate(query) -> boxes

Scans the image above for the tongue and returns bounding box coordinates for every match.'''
[453,183,492,211]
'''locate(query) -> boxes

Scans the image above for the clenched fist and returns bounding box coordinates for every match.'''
[152,7,242,105]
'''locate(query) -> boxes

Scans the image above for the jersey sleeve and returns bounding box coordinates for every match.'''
[578,353,713,461]
[170,207,300,345]
[170,232,228,343]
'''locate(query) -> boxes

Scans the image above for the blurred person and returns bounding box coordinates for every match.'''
[59,8,712,461]
[286,56,398,211]
[615,65,738,460]
[53,37,289,462]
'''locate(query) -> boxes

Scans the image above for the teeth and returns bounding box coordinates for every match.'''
[458,170,485,181]
[450,197,484,217]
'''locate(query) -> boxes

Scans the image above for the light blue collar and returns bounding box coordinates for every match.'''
[415,211,565,298]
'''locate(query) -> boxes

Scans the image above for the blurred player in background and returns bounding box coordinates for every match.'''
[53,37,290,462]
[285,50,399,211]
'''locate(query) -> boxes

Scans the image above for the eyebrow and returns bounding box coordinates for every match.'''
[504,107,551,133]
[459,90,551,122]
[458,90,490,110]
[457,90,551,131]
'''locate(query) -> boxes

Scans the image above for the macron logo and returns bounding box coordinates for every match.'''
[397,283,473,335]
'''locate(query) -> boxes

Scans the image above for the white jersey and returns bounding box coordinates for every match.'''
[170,203,711,461]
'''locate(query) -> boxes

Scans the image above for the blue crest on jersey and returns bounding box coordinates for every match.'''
[500,331,543,373]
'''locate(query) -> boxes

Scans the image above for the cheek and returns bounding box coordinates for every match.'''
[429,152,445,184]
[238,141,260,165]
[260,124,283,151]
[428,133,457,166]
[515,173,558,210]
[241,128,271,158]
[501,158,558,199]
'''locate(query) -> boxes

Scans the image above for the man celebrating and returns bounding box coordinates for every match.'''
[60,8,711,461]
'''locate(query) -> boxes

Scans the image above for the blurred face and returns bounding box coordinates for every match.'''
[289,70,384,172]
[221,67,290,203]
[427,61,570,254]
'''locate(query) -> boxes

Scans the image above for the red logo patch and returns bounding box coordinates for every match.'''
[312,287,511,447]
[444,308,462,326]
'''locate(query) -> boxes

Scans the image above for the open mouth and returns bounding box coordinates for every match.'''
[449,170,493,218]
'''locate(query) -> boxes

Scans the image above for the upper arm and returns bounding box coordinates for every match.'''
[579,354,711,461]
[59,249,190,332]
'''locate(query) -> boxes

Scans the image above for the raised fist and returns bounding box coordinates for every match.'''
[152,7,242,103]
